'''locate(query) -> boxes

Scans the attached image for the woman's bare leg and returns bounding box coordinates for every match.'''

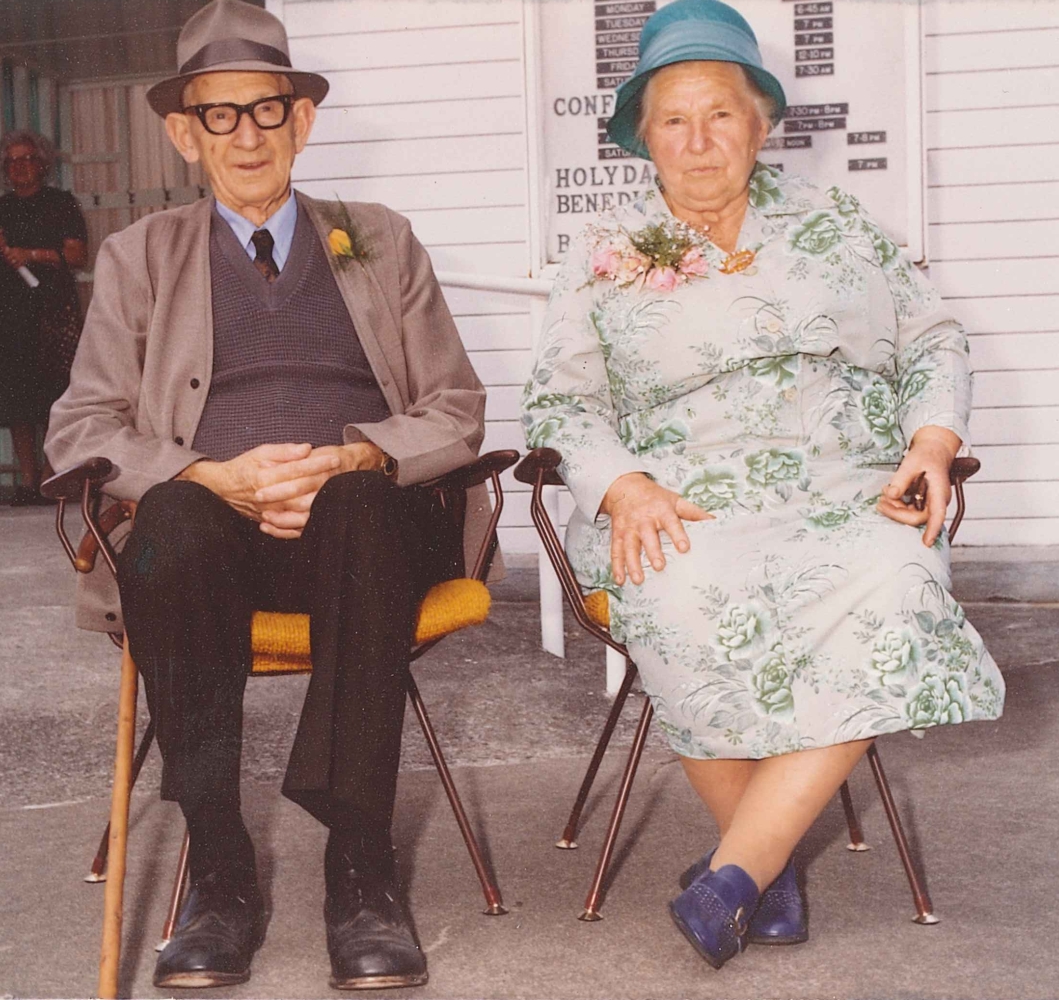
[708,739,872,891]
[680,757,757,837]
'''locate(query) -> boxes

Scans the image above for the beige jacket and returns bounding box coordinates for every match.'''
[46,192,493,632]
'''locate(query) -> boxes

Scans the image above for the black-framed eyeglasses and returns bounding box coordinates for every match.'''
[181,94,294,136]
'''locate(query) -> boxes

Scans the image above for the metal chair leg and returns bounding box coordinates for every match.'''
[406,675,507,915]
[86,719,156,882]
[98,639,138,1000]
[558,659,636,849]
[839,780,870,852]
[580,697,654,922]
[157,828,190,951]
[866,744,938,925]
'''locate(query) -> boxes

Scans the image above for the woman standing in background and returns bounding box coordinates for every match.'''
[0,129,87,504]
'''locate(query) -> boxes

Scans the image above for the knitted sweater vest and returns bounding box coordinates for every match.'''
[192,205,390,462]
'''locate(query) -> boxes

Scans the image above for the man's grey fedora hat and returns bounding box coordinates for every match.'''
[146,0,329,117]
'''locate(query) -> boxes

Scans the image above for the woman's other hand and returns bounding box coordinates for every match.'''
[600,472,714,585]
[62,237,88,270]
[877,426,962,547]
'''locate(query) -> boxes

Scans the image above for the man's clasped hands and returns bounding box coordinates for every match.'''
[178,441,386,539]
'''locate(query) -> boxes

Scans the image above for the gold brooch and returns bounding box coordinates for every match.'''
[720,249,757,275]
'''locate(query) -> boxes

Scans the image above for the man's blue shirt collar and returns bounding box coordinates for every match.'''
[214,192,298,271]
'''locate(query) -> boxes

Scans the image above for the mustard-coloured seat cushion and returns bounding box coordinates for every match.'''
[251,611,312,674]
[412,577,491,644]
[250,578,492,675]
[583,590,610,629]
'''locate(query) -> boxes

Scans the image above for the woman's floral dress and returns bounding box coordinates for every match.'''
[521,164,1003,759]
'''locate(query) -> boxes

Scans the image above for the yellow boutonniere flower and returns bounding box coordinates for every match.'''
[328,227,353,258]
[328,196,375,267]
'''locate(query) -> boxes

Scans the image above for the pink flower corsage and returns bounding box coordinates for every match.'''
[588,220,711,292]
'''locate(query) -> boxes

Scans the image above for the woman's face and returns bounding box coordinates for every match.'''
[642,61,770,221]
[3,142,45,194]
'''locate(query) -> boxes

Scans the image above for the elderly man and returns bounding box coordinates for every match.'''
[46,0,486,990]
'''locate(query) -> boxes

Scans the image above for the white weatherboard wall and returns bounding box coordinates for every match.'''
[925,0,1059,546]
[274,0,1058,552]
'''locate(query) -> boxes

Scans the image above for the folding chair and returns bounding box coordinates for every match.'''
[515,446,981,923]
[42,449,520,1000]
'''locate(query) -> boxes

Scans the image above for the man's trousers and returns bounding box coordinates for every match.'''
[116,471,462,833]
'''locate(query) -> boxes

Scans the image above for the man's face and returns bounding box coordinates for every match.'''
[165,71,315,219]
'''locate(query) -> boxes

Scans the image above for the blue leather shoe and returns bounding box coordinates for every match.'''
[744,857,808,944]
[668,864,759,969]
[680,851,808,945]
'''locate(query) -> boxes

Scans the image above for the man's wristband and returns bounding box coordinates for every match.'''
[380,452,398,480]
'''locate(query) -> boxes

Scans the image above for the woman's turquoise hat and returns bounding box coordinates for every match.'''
[606,0,787,160]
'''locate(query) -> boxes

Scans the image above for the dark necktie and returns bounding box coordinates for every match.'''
[250,228,279,282]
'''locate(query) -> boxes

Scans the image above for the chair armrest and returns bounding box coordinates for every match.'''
[515,450,980,490]
[72,500,136,573]
[423,450,521,583]
[41,458,128,578]
[513,448,565,487]
[950,457,980,485]
[40,457,117,500]
[520,449,626,654]
[947,456,980,542]
[425,450,520,492]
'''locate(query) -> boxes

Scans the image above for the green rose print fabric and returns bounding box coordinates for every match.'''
[521,165,1003,759]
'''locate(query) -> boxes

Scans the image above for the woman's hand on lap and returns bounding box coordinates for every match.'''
[600,472,713,585]
[877,426,961,547]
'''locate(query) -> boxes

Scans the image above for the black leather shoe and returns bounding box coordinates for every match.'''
[325,869,428,990]
[154,870,266,989]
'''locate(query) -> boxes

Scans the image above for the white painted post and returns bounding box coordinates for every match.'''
[539,485,565,658]
[525,289,566,659]
[606,648,625,698]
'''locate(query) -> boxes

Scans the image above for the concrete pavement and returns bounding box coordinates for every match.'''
[2,505,1058,998]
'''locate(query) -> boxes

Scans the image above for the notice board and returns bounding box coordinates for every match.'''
[538,0,925,265]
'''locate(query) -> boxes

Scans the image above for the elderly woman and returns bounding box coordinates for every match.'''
[522,0,1003,970]
[0,130,87,504]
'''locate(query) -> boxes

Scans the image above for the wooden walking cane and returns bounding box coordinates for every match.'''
[41,465,141,996]
[98,637,138,999]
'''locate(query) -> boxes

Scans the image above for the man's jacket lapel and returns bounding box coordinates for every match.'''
[299,193,408,416]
